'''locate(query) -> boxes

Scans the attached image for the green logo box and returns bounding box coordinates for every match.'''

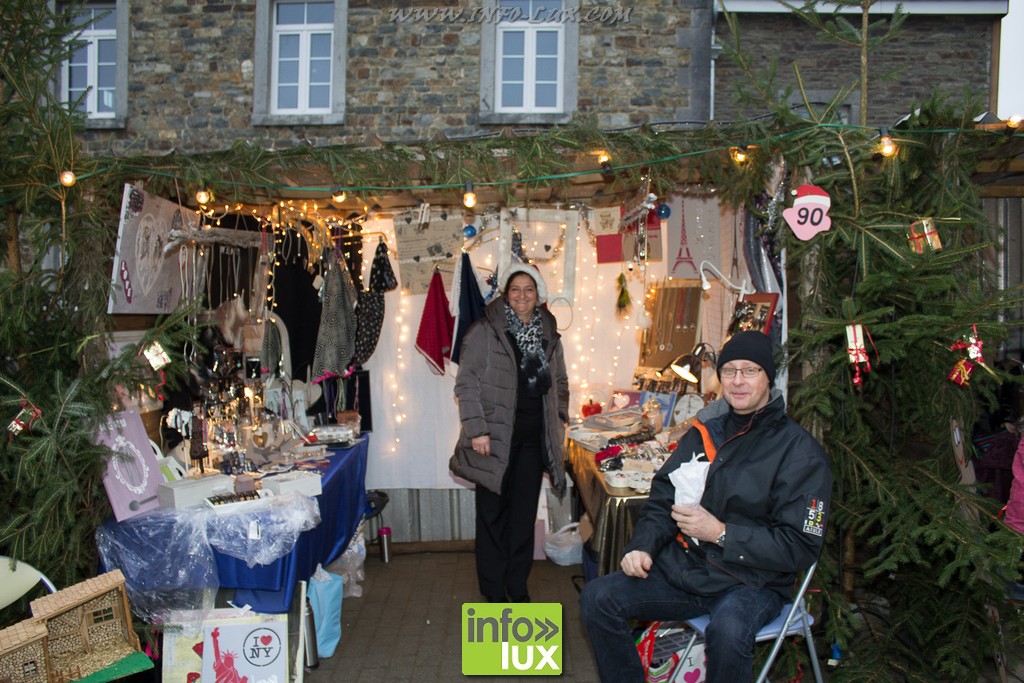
[461,603,563,676]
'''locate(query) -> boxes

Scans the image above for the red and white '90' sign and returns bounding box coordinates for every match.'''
[783,184,832,241]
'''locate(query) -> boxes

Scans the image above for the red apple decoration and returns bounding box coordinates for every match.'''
[581,400,603,418]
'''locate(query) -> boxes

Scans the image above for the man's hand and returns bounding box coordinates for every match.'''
[672,504,725,544]
[471,435,491,456]
[621,550,653,578]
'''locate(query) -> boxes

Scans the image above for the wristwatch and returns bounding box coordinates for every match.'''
[715,527,727,546]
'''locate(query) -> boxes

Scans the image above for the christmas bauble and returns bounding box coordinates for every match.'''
[463,224,478,238]
[656,203,671,219]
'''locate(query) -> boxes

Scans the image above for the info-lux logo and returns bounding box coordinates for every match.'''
[461,603,562,675]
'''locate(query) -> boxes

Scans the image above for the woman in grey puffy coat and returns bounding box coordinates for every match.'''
[450,263,569,602]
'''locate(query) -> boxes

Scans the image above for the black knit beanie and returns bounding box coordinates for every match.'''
[717,331,776,384]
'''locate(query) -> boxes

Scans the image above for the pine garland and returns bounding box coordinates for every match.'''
[2,6,1024,677]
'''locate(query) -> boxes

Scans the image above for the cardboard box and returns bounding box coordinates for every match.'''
[262,470,323,497]
[158,474,233,509]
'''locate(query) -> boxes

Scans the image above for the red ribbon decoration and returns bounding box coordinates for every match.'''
[949,358,975,386]
[949,324,992,385]
[154,368,167,401]
[7,400,42,440]
[846,324,878,387]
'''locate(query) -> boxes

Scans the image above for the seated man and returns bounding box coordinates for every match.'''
[580,331,832,682]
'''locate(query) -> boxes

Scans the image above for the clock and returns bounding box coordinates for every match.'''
[673,393,705,426]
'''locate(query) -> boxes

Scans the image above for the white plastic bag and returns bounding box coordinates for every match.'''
[543,522,583,566]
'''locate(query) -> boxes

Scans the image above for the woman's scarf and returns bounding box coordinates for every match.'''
[504,303,551,397]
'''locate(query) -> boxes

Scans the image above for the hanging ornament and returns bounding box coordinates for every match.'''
[615,273,632,317]
[7,400,42,439]
[845,324,874,387]
[418,202,431,227]
[139,341,171,401]
[949,358,975,386]
[462,224,478,239]
[908,217,942,254]
[655,203,671,219]
[511,229,527,263]
[142,341,171,370]
[782,184,832,241]
[949,324,996,385]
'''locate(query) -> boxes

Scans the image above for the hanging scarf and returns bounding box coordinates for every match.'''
[449,251,487,365]
[504,304,551,397]
[311,251,359,382]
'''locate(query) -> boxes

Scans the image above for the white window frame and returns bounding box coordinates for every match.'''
[495,20,564,113]
[58,0,128,129]
[271,2,332,115]
[254,0,347,126]
[480,0,578,125]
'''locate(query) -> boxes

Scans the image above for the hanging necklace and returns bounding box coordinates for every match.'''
[674,286,685,331]
[657,283,673,352]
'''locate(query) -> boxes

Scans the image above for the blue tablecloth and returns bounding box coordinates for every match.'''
[218,440,368,612]
[98,439,368,617]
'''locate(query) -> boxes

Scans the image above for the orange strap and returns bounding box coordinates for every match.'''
[676,420,716,548]
[692,419,717,463]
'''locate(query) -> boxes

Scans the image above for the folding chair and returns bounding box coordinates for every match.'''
[664,560,823,683]
[0,555,57,610]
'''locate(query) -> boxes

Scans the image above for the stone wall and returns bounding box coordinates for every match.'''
[713,13,997,126]
[75,2,999,157]
[78,0,706,155]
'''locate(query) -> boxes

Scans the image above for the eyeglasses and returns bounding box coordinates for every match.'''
[720,366,764,379]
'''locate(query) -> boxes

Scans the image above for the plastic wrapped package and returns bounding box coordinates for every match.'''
[543,522,583,566]
[326,521,366,597]
[95,507,219,625]
[205,493,321,568]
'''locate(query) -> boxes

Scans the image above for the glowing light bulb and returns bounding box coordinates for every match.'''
[878,127,896,157]
[58,170,76,187]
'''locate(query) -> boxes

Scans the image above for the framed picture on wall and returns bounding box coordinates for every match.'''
[727,293,779,336]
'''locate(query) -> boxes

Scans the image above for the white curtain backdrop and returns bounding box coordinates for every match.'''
[359,198,748,490]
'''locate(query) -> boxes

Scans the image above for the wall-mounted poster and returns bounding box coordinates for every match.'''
[394,210,464,294]
[108,183,196,314]
[665,195,725,280]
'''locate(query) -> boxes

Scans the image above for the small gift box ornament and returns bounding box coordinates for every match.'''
[142,341,171,370]
[7,401,41,439]
[908,218,942,254]
[949,357,975,386]
[845,324,874,386]
[845,324,869,363]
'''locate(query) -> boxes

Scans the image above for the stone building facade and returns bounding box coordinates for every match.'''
[74,0,1005,158]
[713,10,1003,126]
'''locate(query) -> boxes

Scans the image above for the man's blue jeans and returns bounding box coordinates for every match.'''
[579,561,784,682]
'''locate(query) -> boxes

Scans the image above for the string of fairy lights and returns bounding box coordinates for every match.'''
[39,117,1024,464]
[179,191,706,454]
